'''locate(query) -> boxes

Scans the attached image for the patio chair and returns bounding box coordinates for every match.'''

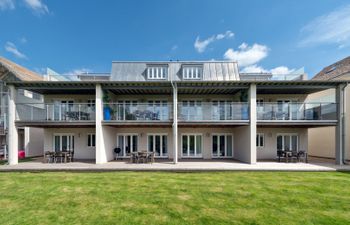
[67,151,74,162]
[44,151,54,163]
[147,152,155,164]
[297,150,308,163]
[277,150,286,162]
[290,150,298,162]
[54,151,64,163]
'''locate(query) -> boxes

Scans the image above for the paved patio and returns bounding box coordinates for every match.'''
[1,158,350,172]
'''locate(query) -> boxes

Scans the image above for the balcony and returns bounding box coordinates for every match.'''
[103,103,172,121]
[16,103,95,125]
[178,102,249,122]
[257,102,337,124]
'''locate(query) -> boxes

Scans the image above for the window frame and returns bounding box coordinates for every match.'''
[211,133,234,158]
[182,65,203,80]
[87,133,96,147]
[147,133,168,158]
[256,133,264,148]
[181,133,203,158]
[147,66,168,80]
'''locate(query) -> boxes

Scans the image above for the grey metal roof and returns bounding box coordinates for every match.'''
[110,61,240,81]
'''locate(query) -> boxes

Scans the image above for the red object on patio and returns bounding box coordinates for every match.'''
[18,150,25,159]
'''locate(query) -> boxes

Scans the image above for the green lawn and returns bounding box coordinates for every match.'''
[0,172,349,225]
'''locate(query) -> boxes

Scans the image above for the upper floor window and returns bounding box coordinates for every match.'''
[147,66,168,80]
[182,66,203,80]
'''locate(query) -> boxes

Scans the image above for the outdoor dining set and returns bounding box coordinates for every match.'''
[277,150,308,163]
[114,148,155,163]
[44,151,74,163]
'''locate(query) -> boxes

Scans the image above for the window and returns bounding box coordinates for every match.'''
[53,134,74,152]
[147,66,168,79]
[182,134,202,157]
[117,134,138,157]
[212,134,233,157]
[276,134,298,152]
[148,134,168,157]
[180,100,202,120]
[116,100,138,120]
[87,100,95,108]
[256,133,264,148]
[88,133,95,147]
[182,66,203,80]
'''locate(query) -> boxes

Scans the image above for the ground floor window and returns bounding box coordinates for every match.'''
[256,133,264,148]
[212,134,233,157]
[277,134,298,152]
[147,134,168,157]
[87,133,95,147]
[117,134,138,157]
[182,134,202,157]
[53,134,74,152]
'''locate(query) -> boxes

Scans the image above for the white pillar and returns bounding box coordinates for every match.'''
[249,84,257,164]
[95,84,107,164]
[335,85,345,165]
[173,84,178,164]
[8,85,18,165]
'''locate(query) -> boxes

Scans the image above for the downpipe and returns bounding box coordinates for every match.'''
[342,83,349,165]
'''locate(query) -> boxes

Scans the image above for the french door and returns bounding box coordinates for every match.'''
[276,134,298,152]
[212,134,233,157]
[148,134,168,157]
[53,134,74,152]
[147,101,169,120]
[53,100,74,120]
[117,134,138,157]
[212,101,233,120]
[182,134,202,157]
[181,101,202,120]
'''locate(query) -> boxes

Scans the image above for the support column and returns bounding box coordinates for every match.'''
[335,84,345,165]
[8,85,18,165]
[95,84,107,164]
[173,83,178,164]
[249,84,257,164]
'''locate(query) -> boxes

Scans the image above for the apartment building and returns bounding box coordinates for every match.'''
[6,61,347,165]
[308,56,350,162]
[0,57,44,159]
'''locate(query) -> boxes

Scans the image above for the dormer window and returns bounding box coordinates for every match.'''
[182,65,203,80]
[147,66,168,80]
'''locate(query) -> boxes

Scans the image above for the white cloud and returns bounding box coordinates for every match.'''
[4,42,27,59]
[194,30,234,53]
[224,42,269,67]
[0,0,14,10]
[23,0,49,15]
[241,64,295,75]
[171,45,178,51]
[299,4,350,47]
[64,68,92,75]
[20,37,27,44]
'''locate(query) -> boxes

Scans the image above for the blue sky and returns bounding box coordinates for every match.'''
[0,0,350,77]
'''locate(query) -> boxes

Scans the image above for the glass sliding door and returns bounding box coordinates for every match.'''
[53,134,74,152]
[182,134,202,157]
[212,134,233,158]
[212,101,233,120]
[147,134,168,157]
[181,101,202,120]
[117,134,138,157]
[276,134,298,152]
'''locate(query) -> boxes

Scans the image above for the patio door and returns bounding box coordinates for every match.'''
[53,134,74,152]
[148,134,168,157]
[147,101,169,120]
[212,134,233,158]
[212,101,233,120]
[117,134,138,157]
[181,101,202,120]
[182,134,202,157]
[276,134,298,152]
[53,100,74,120]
